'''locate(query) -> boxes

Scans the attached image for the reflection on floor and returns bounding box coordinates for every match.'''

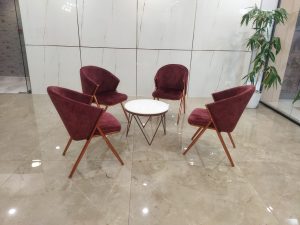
[0,94,299,225]
[0,76,27,93]
[266,99,300,123]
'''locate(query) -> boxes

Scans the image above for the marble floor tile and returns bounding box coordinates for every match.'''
[129,161,279,225]
[0,94,299,225]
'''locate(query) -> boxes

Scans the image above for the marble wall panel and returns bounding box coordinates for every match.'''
[26,46,81,94]
[137,0,196,50]
[19,0,79,46]
[18,0,271,96]
[188,51,252,97]
[77,0,136,48]
[193,0,261,51]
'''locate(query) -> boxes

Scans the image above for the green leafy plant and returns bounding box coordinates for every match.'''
[293,90,300,103]
[241,5,287,90]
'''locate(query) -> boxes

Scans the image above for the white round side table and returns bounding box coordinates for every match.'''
[124,99,169,145]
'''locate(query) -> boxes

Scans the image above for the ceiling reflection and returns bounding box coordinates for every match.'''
[61,2,75,13]
[287,218,299,225]
[31,159,42,168]
[142,207,149,215]
[266,206,273,213]
[8,208,16,215]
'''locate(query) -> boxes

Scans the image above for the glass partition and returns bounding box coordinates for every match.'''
[261,8,300,124]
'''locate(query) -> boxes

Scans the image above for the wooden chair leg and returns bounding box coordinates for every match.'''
[183,122,211,155]
[62,137,72,156]
[68,137,93,178]
[216,131,235,167]
[93,96,100,108]
[120,102,129,122]
[97,127,124,165]
[191,127,203,140]
[183,95,186,114]
[177,98,183,124]
[227,132,236,148]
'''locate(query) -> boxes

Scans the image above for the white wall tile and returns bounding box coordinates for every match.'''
[137,50,191,97]
[261,0,278,10]
[26,46,81,94]
[188,51,252,97]
[19,0,46,45]
[81,48,136,96]
[77,0,136,48]
[21,0,255,97]
[19,0,79,45]
[137,0,196,50]
[193,0,261,51]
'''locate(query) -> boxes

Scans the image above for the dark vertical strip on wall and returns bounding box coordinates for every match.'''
[188,0,198,95]
[135,0,139,97]
[13,0,31,92]
[76,0,83,67]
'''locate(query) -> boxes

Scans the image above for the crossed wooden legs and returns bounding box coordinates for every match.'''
[183,123,235,167]
[63,128,124,178]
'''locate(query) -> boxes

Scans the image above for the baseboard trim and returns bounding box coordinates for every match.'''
[260,101,300,126]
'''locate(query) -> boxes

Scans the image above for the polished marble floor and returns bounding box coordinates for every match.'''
[0,94,299,225]
[265,99,300,123]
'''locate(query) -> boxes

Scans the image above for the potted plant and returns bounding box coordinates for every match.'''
[241,5,288,108]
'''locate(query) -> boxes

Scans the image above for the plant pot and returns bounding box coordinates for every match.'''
[247,91,262,108]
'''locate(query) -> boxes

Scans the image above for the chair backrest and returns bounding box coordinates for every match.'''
[47,86,103,141]
[154,64,188,92]
[206,85,255,133]
[80,66,120,95]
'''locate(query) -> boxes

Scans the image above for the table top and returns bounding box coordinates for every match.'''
[124,99,169,116]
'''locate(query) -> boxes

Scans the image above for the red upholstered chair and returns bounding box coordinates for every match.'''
[80,66,129,121]
[183,85,255,167]
[152,64,189,124]
[47,86,124,178]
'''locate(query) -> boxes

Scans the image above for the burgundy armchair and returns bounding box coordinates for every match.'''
[152,64,189,124]
[80,66,129,121]
[47,86,124,178]
[183,85,255,167]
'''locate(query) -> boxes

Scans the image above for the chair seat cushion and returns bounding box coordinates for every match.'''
[96,112,121,134]
[152,88,183,100]
[188,108,213,127]
[95,91,128,106]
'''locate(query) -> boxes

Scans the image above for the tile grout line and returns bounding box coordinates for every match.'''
[135,0,138,97]
[72,179,107,213]
[75,0,83,67]
[127,115,136,225]
[0,161,27,188]
[187,0,198,96]
[24,44,251,53]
